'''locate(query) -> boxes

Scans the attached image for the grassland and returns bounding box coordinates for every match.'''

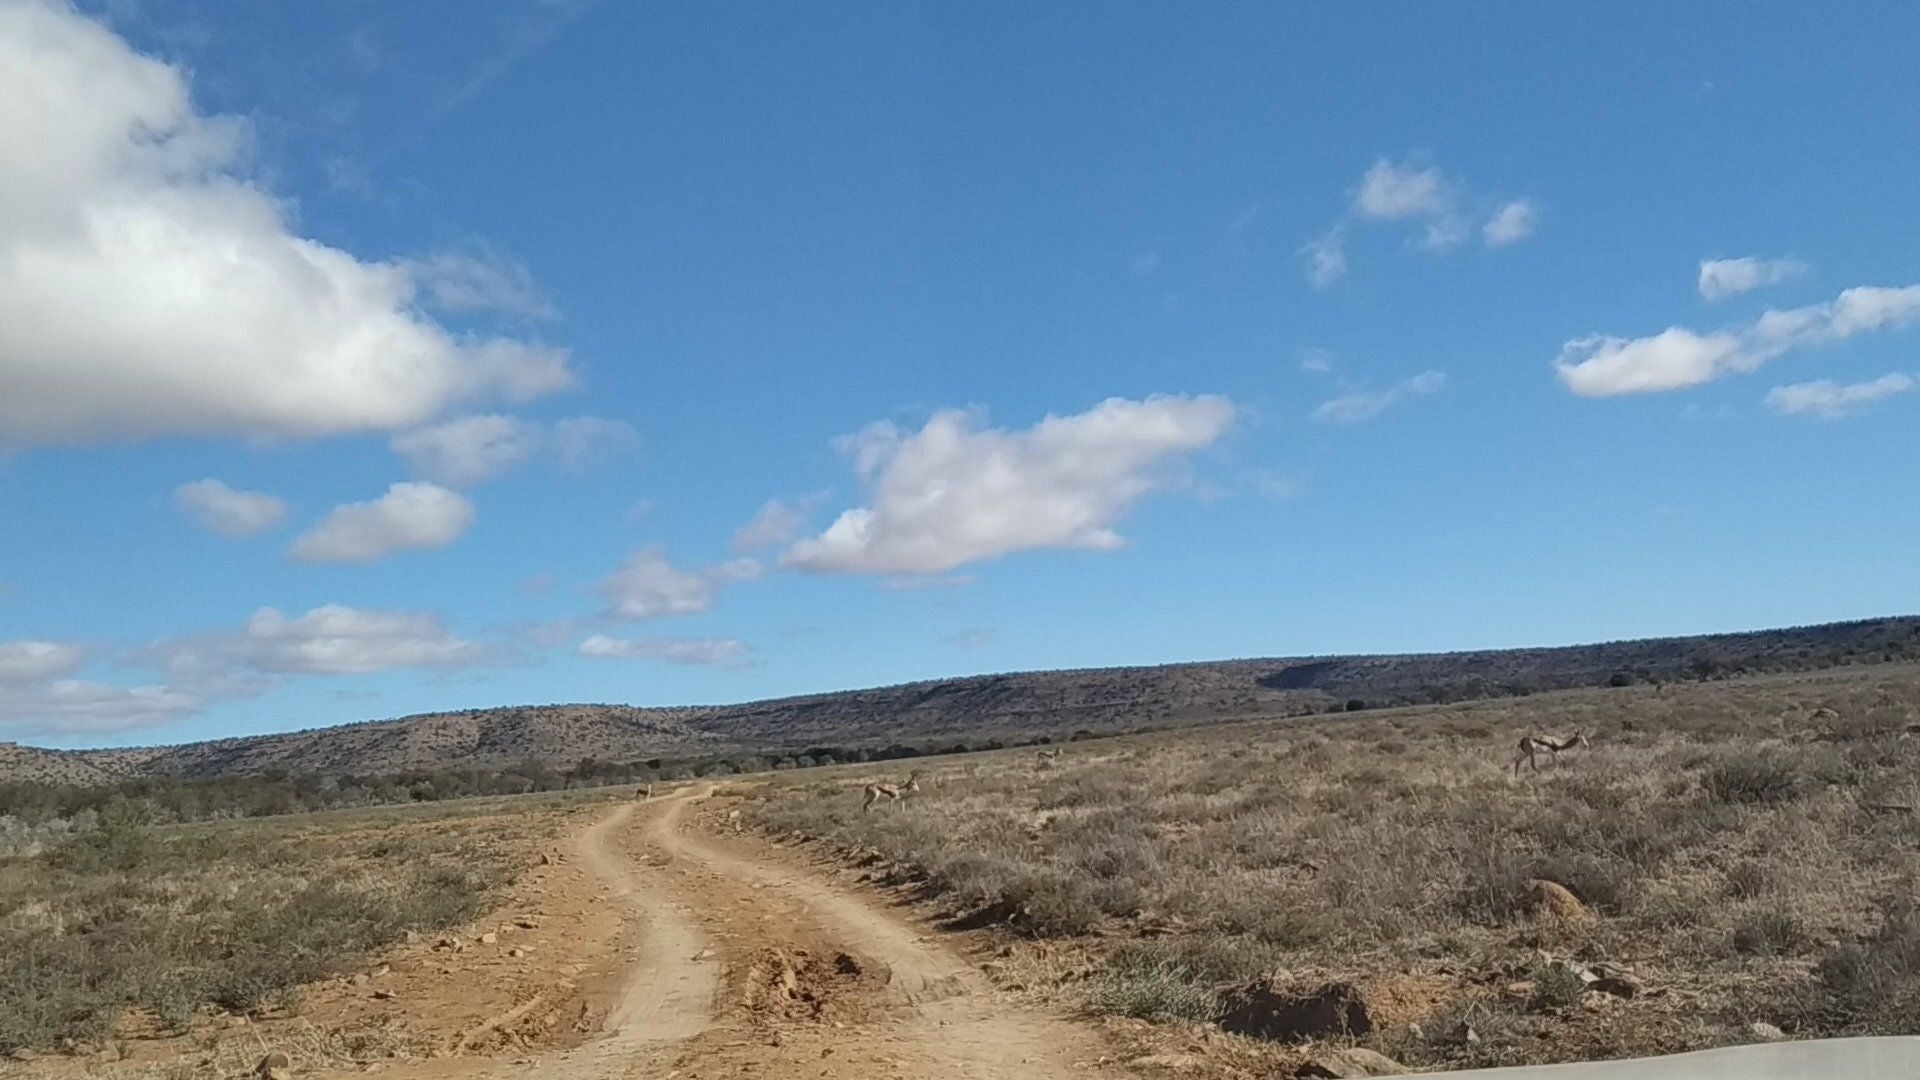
[748,664,1920,1072]
[0,794,578,1058]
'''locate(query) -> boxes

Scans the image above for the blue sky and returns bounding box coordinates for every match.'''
[2,0,1917,748]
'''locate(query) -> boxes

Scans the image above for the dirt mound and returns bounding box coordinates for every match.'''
[1219,980,1372,1042]
[740,947,880,1026]
[1525,879,1593,923]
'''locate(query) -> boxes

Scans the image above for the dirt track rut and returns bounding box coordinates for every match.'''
[540,787,1126,1079]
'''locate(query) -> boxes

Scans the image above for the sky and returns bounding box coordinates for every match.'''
[2,0,1918,749]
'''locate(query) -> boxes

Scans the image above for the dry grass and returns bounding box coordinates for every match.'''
[0,792,579,1056]
[749,665,1920,1071]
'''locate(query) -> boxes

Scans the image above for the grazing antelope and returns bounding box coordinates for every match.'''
[862,770,922,812]
[1512,730,1589,774]
[1034,747,1063,766]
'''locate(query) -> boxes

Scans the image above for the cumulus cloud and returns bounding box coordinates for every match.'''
[598,548,762,620]
[1699,256,1807,302]
[0,1,572,447]
[0,605,495,738]
[782,395,1236,575]
[577,633,748,667]
[290,482,474,563]
[391,415,541,487]
[1354,160,1450,220]
[1483,200,1539,248]
[397,250,555,319]
[139,604,493,702]
[1555,283,1920,397]
[1303,158,1537,285]
[0,679,199,737]
[1312,371,1448,424]
[1765,373,1916,419]
[172,479,289,537]
[0,640,87,683]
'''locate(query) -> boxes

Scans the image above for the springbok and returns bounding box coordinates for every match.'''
[862,770,922,812]
[1512,730,1589,774]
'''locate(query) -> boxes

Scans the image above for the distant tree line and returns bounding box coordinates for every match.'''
[0,731,1105,826]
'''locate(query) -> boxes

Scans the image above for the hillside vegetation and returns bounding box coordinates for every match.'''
[3,616,1918,789]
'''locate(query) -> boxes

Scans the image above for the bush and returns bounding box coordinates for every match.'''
[1087,945,1224,1023]
[1731,904,1805,956]
[1704,752,1805,804]
[1804,897,1920,1028]
[1528,963,1589,1011]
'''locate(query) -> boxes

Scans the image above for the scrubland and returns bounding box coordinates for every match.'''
[750,666,1920,1071]
[0,796,576,1058]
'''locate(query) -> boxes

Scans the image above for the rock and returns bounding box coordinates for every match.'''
[692,948,715,961]
[1218,980,1373,1043]
[402,930,419,945]
[508,948,526,958]
[514,917,540,930]
[434,935,462,951]
[1299,1047,1412,1077]
[9,1048,39,1062]
[1525,879,1593,923]
[538,852,554,866]
[479,932,498,946]
[1750,1021,1788,1042]
[1502,981,1535,1001]
[1589,966,1645,998]
[255,1051,291,1077]
[371,989,396,1001]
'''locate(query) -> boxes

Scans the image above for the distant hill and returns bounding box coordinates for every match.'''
[5,616,1918,786]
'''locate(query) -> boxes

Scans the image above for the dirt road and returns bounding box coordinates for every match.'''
[470,787,1128,1079]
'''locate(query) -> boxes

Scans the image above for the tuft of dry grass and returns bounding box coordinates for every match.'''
[749,665,1920,1070]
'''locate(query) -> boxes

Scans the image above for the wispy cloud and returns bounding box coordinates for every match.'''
[1312,371,1448,424]
[1765,373,1916,419]
[1302,157,1538,286]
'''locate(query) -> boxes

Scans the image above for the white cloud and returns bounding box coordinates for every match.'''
[783,395,1236,575]
[1765,373,1917,419]
[391,414,541,487]
[1483,200,1539,248]
[397,250,554,319]
[1419,216,1471,252]
[1699,256,1806,302]
[598,548,762,620]
[172,479,289,537]
[0,678,199,737]
[139,603,493,702]
[1299,349,1334,375]
[1354,160,1450,220]
[1,604,494,737]
[1300,228,1348,288]
[732,495,823,553]
[1312,371,1448,424]
[0,640,87,683]
[550,416,640,469]
[290,482,474,563]
[577,634,748,668]
[1555,283,1920,397]
[1306,158,1537,285]
[0,2,572,447]
[233,605,492,675]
